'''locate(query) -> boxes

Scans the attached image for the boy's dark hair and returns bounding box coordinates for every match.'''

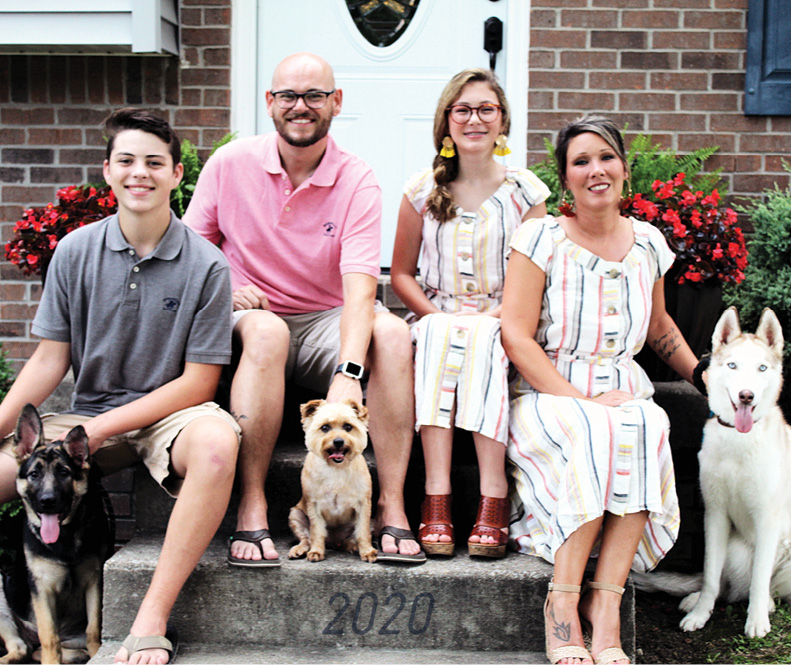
[103,108,181,166]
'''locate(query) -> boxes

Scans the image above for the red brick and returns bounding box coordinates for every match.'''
[182,0,229,5]
[0,129,25,145]
[530,51,557,69]
[165,59,180,106]
[49,57,67,104]
[624,131,673,148]
[181,7,203,26]
[713,31,746,49]
[1,304,36,320]
[2,186,57,204]
[621,51,677,69]
[591,30,647,49]
[712,73,744,91]
[85,129,104,146]
[2,108,54,124]
[203,89,230,107]
[680,93,739,112]
[620,92,676,111]
[68,57,87,104]
[682,52,741,70]
[531,71,585,89]
[182,48,200,66]
[560,51,618,69]
[593,0,648,6]
[652,31,711,49]
[684,11,743,30]
[174,108,230,127]
[203,48,231,67]
[678,133,735,152]
[590,72,647,90]
[204,7,231,25]
[528,91,555,110]
[557,91,615,110]
[765,155,790,172]
[0,57,8,104]
[2,148,54,165]
[58,148,106,165]
[180,89,202,106]
[31,167,84,185]
[107,59,125,105]
[0,322,26,337]
[87,59,106,105]
[647,113,707,132]
[622,10,680,28]
[0,168,24,184]
[0,341,38,361]
[181,68,230,87]
[770,117,791,133]
[533,0,586,6]
[740,134,791,153]
[529,111,584,131]
[561,10,618,28]
[654,0,710,7]
[30,58,48,104]
[708,154,761,173]
[202,129,235,147]
[0,284,26,300]
[57,108,111,126]
[0,264,36,281]
[532,10,558,28]
[181,28,230,47]
[710,113,766,133]
[176,129,201,145]
[27,129,83,146]
[733,173,788,192]
[650,72,707,90]
[86,167,105,183]
[0,206,24,223]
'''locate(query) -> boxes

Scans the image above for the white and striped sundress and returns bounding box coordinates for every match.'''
[404,167,551,444]
[507,215,680,572]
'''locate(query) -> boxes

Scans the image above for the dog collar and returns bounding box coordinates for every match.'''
[708,410,735,428]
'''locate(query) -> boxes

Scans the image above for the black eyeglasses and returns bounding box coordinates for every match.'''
[447,104,502,124]
[271,90,336,109]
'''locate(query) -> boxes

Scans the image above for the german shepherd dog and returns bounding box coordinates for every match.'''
[0,405,112,664]
[634,308,791,638]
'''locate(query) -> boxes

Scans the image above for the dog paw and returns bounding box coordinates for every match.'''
[0,648,29,664]
[679,591,700,613]
[680,608,711,632]
[289,543,309,559]
[745,613,771,638]
[359,548,377,563]
[307,549,326,562]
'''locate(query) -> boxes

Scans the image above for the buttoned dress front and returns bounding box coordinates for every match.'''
[404,167,550,444]
[507,216,680,572]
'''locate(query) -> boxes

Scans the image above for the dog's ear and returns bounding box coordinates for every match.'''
[756,308,784,358]
[300,399,325,429]
[712,306,741,353]
[14,403,44,462]
[63,425,90,470]
[344,399,369,425]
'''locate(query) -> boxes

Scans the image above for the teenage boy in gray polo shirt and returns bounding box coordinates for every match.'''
[0,109,239,665]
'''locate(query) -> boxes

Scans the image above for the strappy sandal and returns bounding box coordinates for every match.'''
[418,494,454,556]
[121,626,179,664]
[227,529,282,567]
[467,495,509,558]
[545,581,592,665]
[582,581,629,665]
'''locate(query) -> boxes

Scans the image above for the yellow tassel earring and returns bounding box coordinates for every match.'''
[494,134,511,157]
[440,136,456,158]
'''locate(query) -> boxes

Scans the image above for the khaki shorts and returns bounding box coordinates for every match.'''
[233,301,388,392]
[0,402,241,498]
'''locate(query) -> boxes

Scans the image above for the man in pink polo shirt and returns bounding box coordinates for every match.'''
[185,52,423,564]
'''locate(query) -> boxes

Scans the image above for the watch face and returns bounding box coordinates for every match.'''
[343,361,364,379]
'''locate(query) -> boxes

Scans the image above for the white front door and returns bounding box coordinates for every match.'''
[232,0,530,267]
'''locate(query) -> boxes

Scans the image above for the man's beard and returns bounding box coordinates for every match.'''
[273,110,331,148]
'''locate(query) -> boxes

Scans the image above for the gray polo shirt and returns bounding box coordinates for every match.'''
[33,212,232,416]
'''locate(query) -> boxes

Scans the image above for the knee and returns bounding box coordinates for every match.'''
[185,419,238,480]
[371,313,412,359]
[237,312,290,368]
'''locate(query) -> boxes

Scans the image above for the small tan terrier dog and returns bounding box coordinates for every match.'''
[288,399,377,562]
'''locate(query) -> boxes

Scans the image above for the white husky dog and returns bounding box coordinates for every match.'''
[634,306,791,638]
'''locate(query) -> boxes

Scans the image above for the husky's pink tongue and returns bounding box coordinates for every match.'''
[734,403,754,433]
[39,514,60,544]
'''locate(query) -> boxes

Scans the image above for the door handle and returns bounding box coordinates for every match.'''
[484,17,503,71]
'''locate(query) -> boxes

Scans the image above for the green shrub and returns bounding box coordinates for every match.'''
[171,132,236,217]
[529,132,726,216]
[724,169,791,365]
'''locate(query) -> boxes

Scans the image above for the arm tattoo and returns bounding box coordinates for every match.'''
[650,327,681,363]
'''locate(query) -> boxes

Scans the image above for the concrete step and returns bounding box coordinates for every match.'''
[91,642,546,663]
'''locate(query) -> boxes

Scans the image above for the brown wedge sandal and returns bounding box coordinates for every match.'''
[467,495,509,558]
[418,494,455,556]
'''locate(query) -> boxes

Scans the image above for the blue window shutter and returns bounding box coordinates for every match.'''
[745,0,791,115]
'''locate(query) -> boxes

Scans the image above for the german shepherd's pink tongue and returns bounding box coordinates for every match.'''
[39,514,60,544]
[734,403,754,433]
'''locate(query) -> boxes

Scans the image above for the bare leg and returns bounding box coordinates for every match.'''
[228,312,289,562]
[547,517,603,665]
[468,433,508,544]
[419,424,453,543]
[366,313,420,556]
[114,417,238,665]
[580,511,648,665]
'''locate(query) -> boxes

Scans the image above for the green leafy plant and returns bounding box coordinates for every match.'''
[171,132,236,217]
[724,165,791,367]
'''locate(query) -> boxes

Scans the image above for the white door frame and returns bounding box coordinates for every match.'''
[230,0,532,160]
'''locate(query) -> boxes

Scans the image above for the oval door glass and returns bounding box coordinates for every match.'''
[345,0,421,47]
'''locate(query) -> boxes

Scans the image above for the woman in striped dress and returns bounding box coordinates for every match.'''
[501,116,699,664]
[391,68,549,558]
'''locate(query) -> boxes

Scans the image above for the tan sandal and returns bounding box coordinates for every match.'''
[545,581,592,665]
[583,581,629,665]
[467,495,509,558]
[418,494,454,556]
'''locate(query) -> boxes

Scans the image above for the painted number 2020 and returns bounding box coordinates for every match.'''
[322,591,435,636]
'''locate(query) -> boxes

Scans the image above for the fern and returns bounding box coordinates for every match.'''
[170,132,237,217]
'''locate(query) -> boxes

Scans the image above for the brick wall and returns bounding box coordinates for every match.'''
[526,0,788,202]
[0,0,232,374]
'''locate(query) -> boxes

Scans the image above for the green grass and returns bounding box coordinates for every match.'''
[714,602,791,664]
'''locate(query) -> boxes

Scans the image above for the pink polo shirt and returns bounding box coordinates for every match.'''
[184,133,381,315]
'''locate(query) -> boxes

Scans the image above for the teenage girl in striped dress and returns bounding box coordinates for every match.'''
[501,115,699,665]
[391,68,549,558]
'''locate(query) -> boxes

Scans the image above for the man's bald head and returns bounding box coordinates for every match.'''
[271,52,336,92]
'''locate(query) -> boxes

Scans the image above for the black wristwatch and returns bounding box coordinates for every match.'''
[334,361,365,380]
